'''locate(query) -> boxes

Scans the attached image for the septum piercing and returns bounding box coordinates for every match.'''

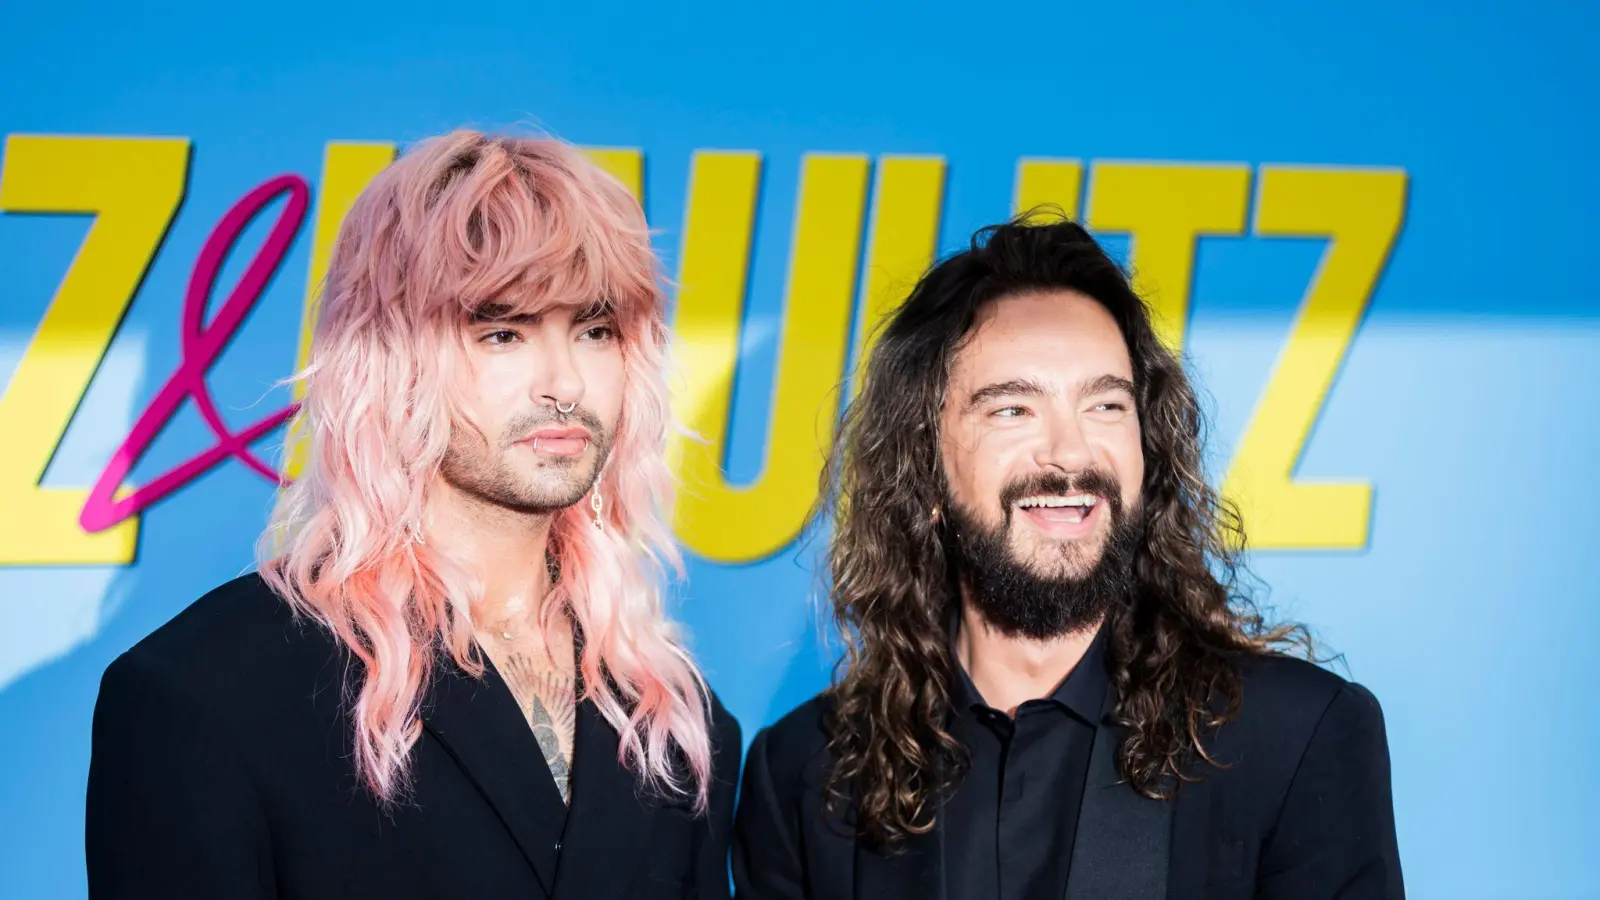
[555,401,576,415]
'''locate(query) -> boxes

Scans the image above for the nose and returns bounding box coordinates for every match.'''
[1034,409,1095,475]
[533,332,586,412]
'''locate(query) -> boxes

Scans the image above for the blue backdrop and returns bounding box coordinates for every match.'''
[2,3,1596,898]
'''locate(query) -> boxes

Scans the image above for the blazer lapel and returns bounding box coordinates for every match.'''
[421,655,567,898]
[1063,688,1173,900]
[854,810,946,900]
[548,696,655,899]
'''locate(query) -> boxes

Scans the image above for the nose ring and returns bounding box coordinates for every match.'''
[555,401,576,416]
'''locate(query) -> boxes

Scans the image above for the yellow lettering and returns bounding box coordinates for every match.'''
[583,147,644,200]
[1222,167,1407,550]
[669,152,870,562]
[852,156,945,391]
[1013,157,1084,221]
[0,135,189,564]
[283,141,397,480]
[1086,162,1251,350]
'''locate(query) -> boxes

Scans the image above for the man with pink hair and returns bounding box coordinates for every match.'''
[85,129,742,900]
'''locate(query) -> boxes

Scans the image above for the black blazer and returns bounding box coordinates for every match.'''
[86,573,742,900]
[733,654,1403,900]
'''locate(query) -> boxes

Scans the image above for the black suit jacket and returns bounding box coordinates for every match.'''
[733,654,1403,900]
[86,573,742,900]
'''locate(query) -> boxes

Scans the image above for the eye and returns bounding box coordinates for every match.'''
[1087,399,1133,417]
[579,323,618,342]
[991,405,1028,418]
[479,329,520,345]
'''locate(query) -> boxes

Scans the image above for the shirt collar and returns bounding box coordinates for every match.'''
[949,608,1110,725]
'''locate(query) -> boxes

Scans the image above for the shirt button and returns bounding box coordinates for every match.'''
[554,841,562,851]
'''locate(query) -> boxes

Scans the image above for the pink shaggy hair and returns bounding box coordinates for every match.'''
[257,129,711,808]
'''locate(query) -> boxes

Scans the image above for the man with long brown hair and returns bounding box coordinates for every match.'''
[732,216,1403,899]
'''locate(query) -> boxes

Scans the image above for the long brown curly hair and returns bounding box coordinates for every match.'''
[817,213,1313,853]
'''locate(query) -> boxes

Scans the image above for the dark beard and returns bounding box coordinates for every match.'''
[943,470,1141,640]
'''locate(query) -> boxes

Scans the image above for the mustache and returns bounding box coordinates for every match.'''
[999,469,1123,522]
[500,406,608,447]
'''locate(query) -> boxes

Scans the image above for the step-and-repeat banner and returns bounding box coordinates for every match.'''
[2,3,1595,897]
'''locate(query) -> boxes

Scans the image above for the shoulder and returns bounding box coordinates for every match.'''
[115,572,334,678]
[1234,651,1382,725]
[1237,652,1388,746]
[1209,651,1388,773]
[746,692,836,794]
[1235,651,1348,713]
[99,572,344,725]
[702,684,743,769]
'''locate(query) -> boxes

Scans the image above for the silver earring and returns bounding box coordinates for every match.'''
[406,519,426,545]
[590,482,604,532]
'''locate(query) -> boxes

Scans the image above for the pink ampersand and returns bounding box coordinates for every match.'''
[78,174,309,534]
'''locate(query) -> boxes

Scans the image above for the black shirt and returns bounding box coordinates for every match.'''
[942,627,1109,900]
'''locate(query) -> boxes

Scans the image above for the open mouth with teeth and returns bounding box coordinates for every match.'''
[1014,494,1103,534]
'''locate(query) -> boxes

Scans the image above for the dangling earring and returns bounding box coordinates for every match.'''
[590,481,605,532]
[929,504,942,525]
[406,518,426,545]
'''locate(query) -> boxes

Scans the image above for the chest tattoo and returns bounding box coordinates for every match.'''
[499,652,577,804]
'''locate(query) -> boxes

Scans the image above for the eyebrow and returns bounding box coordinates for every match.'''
[469,299,615,325]
[1082,374,1136,397]
[963,374,1136,411]
[965,377,1050,411]
[573,300,613,323]
[468,302,535,324]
